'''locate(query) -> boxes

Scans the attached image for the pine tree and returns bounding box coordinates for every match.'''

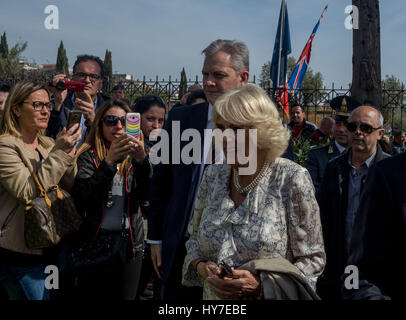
[179,68,187,99]
[103,49,113,94]
[0,32,9,59]
[55,40,69,74]
[0,32,27,78]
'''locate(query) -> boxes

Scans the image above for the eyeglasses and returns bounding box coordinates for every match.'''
[346,122,382,134]
[73,72,102,82]
[102,115,126,127]
[23,101,52,112]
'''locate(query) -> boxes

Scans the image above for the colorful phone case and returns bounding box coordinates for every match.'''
[126,113,141,139]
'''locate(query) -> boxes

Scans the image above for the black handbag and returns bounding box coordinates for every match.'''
[69,231,130,272]
[24,172,82,249]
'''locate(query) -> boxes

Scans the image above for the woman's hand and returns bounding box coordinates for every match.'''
[54,123,82,156]
[128,131,147,162]
[206,269,261,299]
[195,260,221,280]
[105,134,133,165]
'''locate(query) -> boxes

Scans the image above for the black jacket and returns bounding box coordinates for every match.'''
[343,153,406,300]
[316,144,390,300]
[72,149,152,251]
[46,91,110,139]
[287,119,317,139]
[305,141,342,198]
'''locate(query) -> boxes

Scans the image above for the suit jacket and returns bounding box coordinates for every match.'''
[343,153,406,300]
[316,144,390,300]
[305,141,341,198]
[147,102,209,283]
[46,91,109,139]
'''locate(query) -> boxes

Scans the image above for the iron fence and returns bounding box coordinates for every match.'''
[2,70,406,130]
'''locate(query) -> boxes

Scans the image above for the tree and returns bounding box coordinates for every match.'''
[0,32,9,59]
[179,68,187,99]
[352,0,382,108]
[259,61,271,93]
[0,32,27,79]
[381,75,405,129]
[103,49,113,94]
[55,40,69,75]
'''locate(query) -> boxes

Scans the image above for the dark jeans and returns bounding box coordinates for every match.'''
[161,238,202,301]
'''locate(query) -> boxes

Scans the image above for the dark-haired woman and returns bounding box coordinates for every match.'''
[132,94,165,152]
[132,94,165,300]
[69,99,152,300]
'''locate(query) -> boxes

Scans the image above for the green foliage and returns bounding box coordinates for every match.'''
[55,40,69,75]
[291,136,329,166]
[179,68,187,99]
[259,61,271,92]
[103,49,113,94]
[0,31,27,79]
[0,32,9,59]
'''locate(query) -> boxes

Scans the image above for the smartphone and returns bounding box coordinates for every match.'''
[125,113,141,140]
[66,110,83,131]
[219,260,233,278]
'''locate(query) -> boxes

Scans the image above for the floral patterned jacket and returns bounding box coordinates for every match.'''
[182,158,326,300]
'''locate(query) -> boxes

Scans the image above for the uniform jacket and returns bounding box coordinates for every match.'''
[343,153,406,300]
[305,141,341,198]
[0,134,76,255]
[72,149,152,251]
[316,144,390,300]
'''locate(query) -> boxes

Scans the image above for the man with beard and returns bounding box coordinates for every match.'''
[305,96,360,198]
[316,105,390,300]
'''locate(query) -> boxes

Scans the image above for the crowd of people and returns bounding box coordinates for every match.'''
[0,38,405,301]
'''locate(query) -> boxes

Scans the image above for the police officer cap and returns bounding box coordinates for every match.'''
[330,96,361,121]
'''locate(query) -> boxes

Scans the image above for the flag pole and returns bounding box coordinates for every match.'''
[276,0,286,90]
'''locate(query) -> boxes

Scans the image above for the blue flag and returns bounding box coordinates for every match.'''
[270,0,291,90]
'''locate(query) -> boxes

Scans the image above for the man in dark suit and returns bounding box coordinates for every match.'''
[305,96,360,197]
[316,105,390,300]
[46,54,110,142]
[343,153,406,300]
[147,39,249,300]
[391,128,406,154]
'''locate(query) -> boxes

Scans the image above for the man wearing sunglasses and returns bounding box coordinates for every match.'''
[47,54,110,143]
[306,96,360,199]
[316,105,390,300]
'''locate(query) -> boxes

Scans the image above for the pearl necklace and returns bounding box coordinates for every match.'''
[233,160,271,195]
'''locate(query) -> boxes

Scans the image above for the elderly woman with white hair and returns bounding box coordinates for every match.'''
[182,84,325,300]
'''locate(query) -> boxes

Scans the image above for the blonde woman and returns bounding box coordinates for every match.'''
[182,84,325,300]
[0,81,81,300]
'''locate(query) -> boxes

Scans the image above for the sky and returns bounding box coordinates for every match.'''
[1,0,405,88]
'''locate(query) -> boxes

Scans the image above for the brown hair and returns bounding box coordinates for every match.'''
[77,99,132,177]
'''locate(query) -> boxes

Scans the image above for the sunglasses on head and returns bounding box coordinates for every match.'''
[102,115,126,126]
[346,121,382,134]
